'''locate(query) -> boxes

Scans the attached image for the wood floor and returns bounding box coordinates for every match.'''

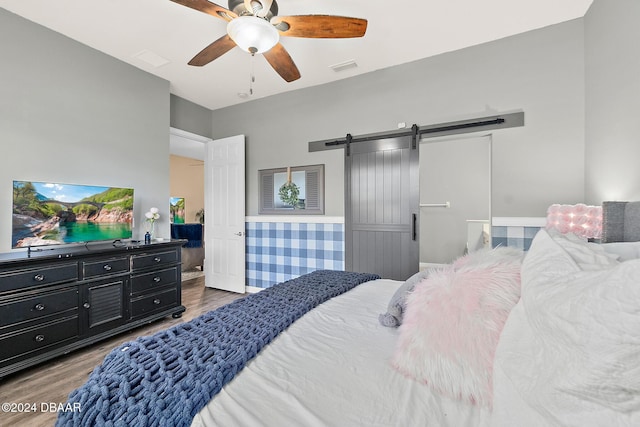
[0,277,246,427]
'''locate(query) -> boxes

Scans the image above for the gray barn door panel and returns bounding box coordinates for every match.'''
[345,135,419,280]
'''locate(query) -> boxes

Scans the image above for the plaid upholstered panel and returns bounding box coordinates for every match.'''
[245,222,345,288]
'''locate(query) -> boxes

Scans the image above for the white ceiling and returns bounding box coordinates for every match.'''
[1,0,592,111]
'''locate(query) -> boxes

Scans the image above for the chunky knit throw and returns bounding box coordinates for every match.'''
[56,270,379,427]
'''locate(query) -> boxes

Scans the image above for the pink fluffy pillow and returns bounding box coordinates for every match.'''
[391,247,523,407]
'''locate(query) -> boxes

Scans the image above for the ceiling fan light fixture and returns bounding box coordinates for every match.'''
[227,16,279,54]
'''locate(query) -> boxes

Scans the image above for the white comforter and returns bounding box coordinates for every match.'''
[191,279,491,427]
[192,230,640,427]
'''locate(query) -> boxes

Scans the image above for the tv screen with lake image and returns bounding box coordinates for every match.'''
[12,181,134,248]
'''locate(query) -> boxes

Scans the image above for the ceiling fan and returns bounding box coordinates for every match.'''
[170,0,368,82]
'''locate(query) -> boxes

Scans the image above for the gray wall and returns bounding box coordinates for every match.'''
[6,0,637,255]
[0,8,170,252]
[585,0,640,204]
[211,19,586,218]
[170,94,213,139]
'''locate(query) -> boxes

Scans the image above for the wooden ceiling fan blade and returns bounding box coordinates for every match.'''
[271,15,367,38]
[263,44,301,82]
[188,35,237,66]
[170,0,237,22]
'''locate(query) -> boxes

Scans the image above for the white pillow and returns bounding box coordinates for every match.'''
[492,229,640,427]
[599,241,640,261]
[545,229,619,270]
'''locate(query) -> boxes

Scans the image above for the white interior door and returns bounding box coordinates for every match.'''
[204,135,245,293]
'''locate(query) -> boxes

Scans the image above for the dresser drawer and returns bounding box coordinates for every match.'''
[130,287,178,319]
[131,250,179,271]
[82,257,130,280]
[0,287,78,329]
[130,267,178,295]
[0,263,78,293]
[0,316,79,362]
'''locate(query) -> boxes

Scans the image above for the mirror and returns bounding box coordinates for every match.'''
[259,164,325,215]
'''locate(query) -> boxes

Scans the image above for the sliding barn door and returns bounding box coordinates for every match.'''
[345,135,419,281]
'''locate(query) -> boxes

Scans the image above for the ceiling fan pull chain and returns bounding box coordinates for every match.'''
[249,53,256,95]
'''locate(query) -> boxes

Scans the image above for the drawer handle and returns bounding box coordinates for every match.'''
[33,274,45,282]
[153,257,162,263]
[153,276,161,283]
[34,303,46,311]
[153,298,161,305]
[35,334,45,343]
[83,302,91,309]
[103,264,112,271]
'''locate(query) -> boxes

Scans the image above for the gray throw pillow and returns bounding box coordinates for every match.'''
[623,202,640,242]
[378,269,430,328]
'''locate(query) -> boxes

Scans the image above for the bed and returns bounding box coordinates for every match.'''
[56,205,640,427]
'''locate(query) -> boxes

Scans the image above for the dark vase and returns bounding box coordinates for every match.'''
[144,232,151,245]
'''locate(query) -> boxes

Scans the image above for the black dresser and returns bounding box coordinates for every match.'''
[0,240,186,378]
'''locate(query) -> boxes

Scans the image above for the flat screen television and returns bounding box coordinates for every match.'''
[12,180,134,248]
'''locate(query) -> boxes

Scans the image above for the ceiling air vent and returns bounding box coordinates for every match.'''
[329,60,358,73]
[133,50,170,68]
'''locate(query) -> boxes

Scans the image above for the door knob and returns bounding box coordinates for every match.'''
[234,232,244,236]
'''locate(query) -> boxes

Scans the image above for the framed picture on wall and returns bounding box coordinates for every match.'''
[258,164,325,215]
[170,197,185,223]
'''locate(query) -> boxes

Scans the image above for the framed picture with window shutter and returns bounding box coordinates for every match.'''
[258,164,324,215]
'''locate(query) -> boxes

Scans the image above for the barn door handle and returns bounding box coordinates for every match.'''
[412,213,417,241]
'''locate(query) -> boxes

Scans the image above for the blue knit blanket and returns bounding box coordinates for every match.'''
[56,270,379,427]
